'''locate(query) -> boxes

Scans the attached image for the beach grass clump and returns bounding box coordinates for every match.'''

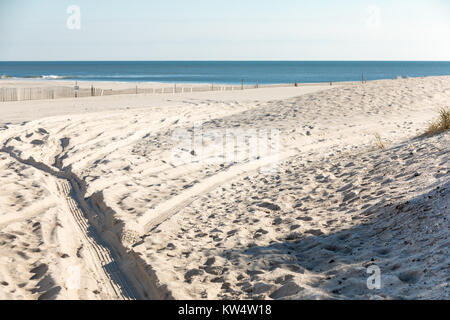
[373,133,386,150]
[425,108,450,136]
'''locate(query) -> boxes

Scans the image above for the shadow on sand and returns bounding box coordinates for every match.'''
[221,181,449,300]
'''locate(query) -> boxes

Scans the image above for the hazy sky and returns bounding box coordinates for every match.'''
[0,0,449,61]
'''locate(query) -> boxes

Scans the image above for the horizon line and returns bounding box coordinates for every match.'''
[1,60,450,63]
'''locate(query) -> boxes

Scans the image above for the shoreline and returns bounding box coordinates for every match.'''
[2,73,449,89]
[2,60,450,87]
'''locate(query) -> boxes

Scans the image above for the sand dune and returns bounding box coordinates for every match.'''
[0,76,449,299]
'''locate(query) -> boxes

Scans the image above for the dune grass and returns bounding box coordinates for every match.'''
[425,108,450,136]
[373,133,386,150]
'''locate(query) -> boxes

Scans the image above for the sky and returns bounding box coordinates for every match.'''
[0,0,449,61]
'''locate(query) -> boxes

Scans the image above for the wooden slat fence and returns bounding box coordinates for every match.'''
[0,81,355,102]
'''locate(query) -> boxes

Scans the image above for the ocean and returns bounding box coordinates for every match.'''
[1,61,450,84]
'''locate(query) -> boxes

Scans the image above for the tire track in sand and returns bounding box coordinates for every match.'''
[0,146,142,300]
[57,180,135,299]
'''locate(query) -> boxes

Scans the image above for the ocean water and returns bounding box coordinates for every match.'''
[1,61,450,84]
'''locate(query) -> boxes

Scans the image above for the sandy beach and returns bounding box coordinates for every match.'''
[0,76,448,300]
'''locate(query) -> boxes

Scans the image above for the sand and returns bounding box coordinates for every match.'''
[0,76,448,300]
